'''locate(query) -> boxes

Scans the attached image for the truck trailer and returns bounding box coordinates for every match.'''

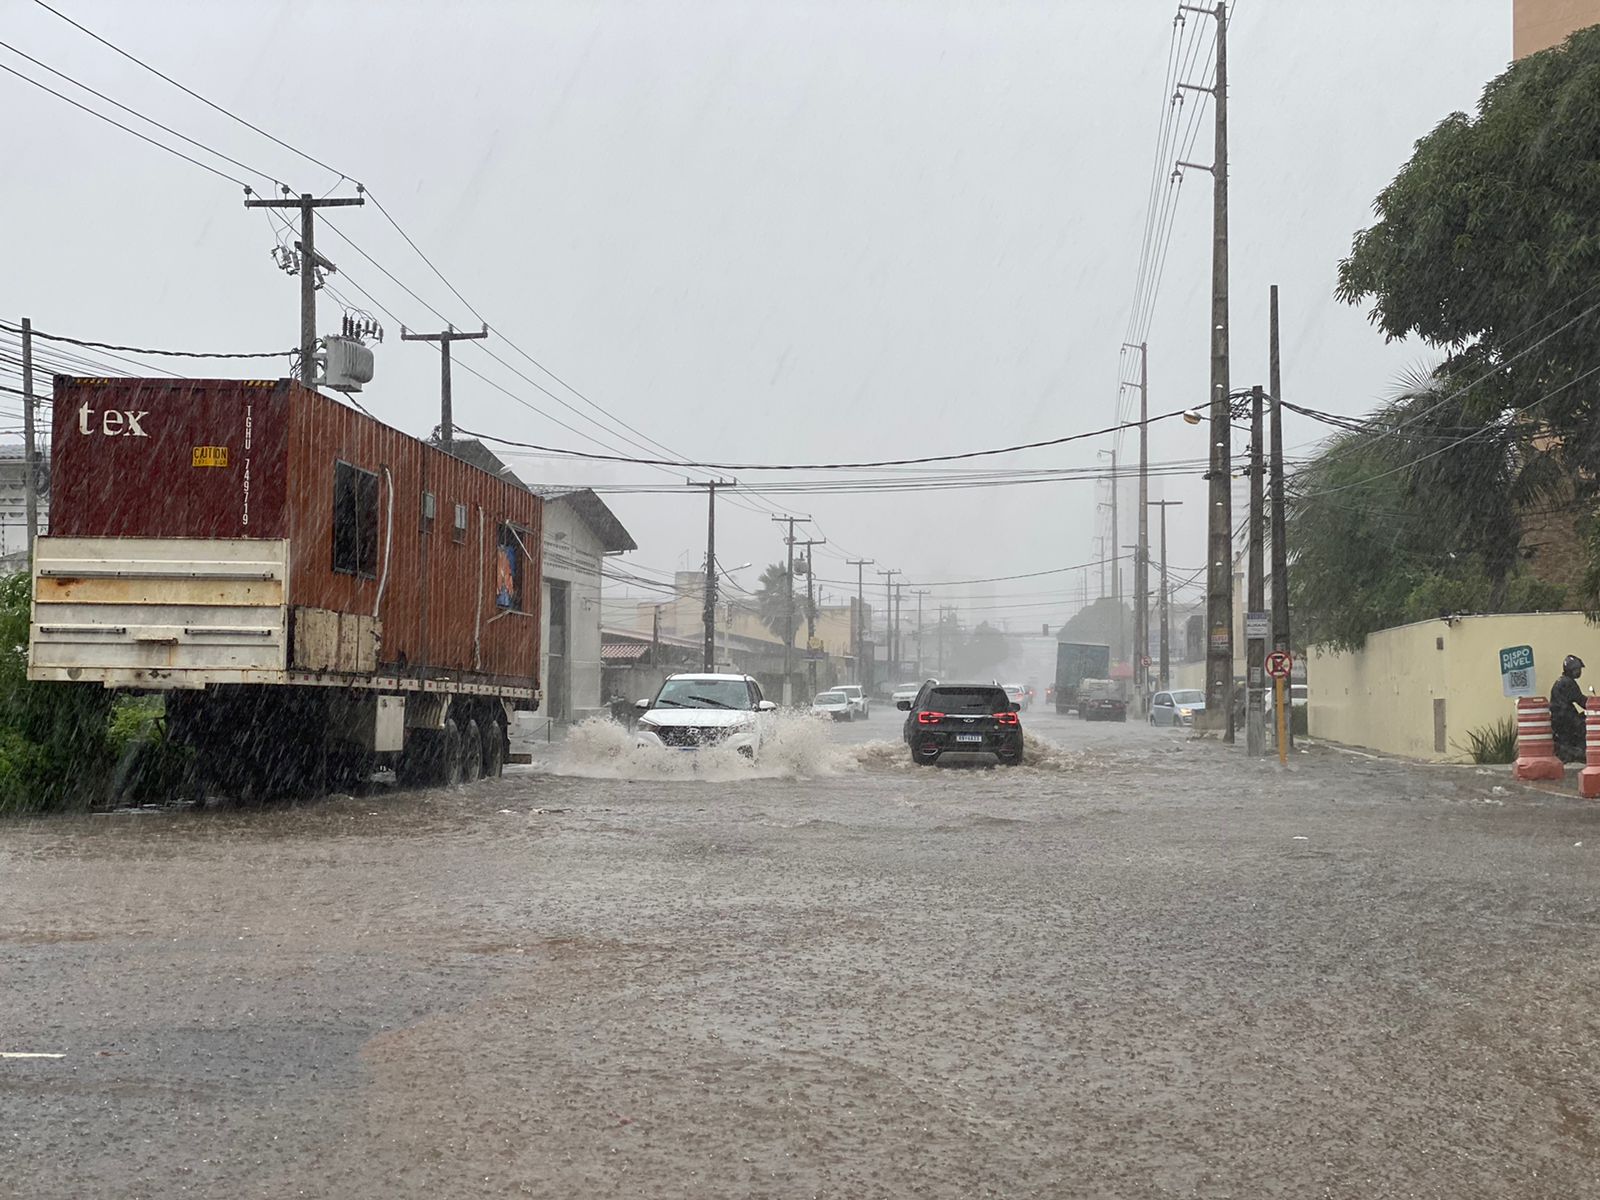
[28,376,542,797]
[1053,641,1111,715]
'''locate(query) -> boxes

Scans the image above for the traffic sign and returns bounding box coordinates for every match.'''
[1265,650,1293,679]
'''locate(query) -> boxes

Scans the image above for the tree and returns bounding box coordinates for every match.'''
[1337,27,1600,475]
[946,622,1010,679]
[1288,367,1568,651]
[1054,597,1133,651]
[753,563,803,645]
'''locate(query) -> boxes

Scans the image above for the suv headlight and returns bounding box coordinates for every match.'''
[637,718,660,733]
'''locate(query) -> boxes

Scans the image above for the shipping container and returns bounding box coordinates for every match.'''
[29,376,543,795]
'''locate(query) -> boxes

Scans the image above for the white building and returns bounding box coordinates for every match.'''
[535,487,636,722]
[0,446,47,571]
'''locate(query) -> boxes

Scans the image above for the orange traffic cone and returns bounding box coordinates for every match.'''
[1513,696,1564,782]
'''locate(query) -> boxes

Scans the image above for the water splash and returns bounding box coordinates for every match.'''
[539,714,845,781]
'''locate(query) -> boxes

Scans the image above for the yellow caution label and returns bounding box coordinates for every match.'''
[191,446,229,468]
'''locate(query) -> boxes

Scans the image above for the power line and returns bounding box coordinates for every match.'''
[0,58,251,188]
[0,322,291,360]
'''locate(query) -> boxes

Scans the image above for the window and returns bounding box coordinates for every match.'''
[332,461,379,578]
[420,490,436,533]
[453,502,469,544]
[495,523,528,611]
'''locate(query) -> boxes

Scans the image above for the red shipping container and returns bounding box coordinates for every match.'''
[45,376,541,694]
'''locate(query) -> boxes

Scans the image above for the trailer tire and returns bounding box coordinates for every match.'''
[461,717,485,782]
[440,718,466,786]
[482,718,505,778]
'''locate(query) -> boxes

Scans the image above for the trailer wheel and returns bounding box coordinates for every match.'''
[461,718,485,782]
[482,718,505,778]
[440,718,466,786]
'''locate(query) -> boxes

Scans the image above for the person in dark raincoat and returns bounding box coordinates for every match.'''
[1550,654,1587,763]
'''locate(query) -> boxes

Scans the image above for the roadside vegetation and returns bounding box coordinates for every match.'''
[0,568,179,813]
[1293,28,1600,649]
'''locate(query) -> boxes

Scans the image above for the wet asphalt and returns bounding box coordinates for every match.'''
[3,708,1600,1199]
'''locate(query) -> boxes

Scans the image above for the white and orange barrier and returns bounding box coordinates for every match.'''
[1580,697,1600,799]
[1513,696,1564,782]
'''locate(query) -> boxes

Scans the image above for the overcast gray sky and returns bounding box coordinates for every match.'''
[2,0,1509,623]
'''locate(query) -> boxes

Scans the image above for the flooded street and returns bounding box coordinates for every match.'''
[5,712,1600,1198]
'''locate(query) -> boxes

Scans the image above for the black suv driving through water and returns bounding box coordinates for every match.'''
[897,682,1024,767]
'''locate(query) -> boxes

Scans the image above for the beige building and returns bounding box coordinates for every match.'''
[1514,0,1600,56]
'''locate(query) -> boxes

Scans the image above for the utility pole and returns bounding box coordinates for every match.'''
[400,323,489,448]
[878,569,900,679]
[1122,341,1150,708]
[771,515,804,704]
[1148,501,1183,690]
[243,188,365,386]
[794,538,826,695]
[20,317,37,554]
[894,582,905,676]
[1246,385,1266,756]
[1269,284,1293,749]
[911,589,931,676]
[1178,0,1230,739]
[688,480,735,671]
[848,558,874,689]
[1110,449,1122,665]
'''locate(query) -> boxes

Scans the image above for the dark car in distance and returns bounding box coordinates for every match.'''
[897,682,1024,767]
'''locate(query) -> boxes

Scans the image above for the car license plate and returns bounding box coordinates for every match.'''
[955,734,984,744]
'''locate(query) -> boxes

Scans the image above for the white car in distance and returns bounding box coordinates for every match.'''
[635,673,777,758]
[892,680,932,708]
[809,690,853,721]
[835,684,869,719]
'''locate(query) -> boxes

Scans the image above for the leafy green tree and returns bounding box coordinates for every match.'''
[1337,26,1600,475]
[1289,368,1569,650]
[1054,597,1133,650]
[946,622,1010,679]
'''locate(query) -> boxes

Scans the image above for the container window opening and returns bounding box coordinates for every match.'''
[495,523,527,612]
[453,502,468,544]
[332,460,380,578]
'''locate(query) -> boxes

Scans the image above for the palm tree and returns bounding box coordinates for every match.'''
[754,563,802,645]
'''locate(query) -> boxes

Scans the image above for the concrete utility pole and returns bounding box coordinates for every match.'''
[1246,385,1266,756]
[893,582,905,675]
[794,538,826,696]
[1178,0,1231,739]
[20,317,37,554]
[1122,341,1150,707]
[243,189,365,386]
[878,568,900,679]
[400,323,489,447]
[771,515,805,704]
[1148,501,1183,690]
[688,480,735,672]
[912,589,931,676]
[848,558,874,689]
[1269,284,1293,749]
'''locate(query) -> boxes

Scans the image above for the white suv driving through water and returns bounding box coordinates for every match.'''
[635,673,777,758]
[836,684,869,719]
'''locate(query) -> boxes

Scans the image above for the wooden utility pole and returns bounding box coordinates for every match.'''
[688,480,735,671]
[1246,385,1266,756]
[794,538,826,695]
[848,558,874,689]
[243,189,365,386]
[400,324,489,447]
[20,317,37,554]
[1269,284,1293,749]
[772,515,805,703]
[1148,500,1183,690]
[1179,0,1230,739]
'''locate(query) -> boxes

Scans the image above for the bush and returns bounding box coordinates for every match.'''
[1461,716,1518,765]
[0,568,117,813]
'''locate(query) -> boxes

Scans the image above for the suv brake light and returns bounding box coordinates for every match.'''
[917,711,945,725]
[994,711,1020,726]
